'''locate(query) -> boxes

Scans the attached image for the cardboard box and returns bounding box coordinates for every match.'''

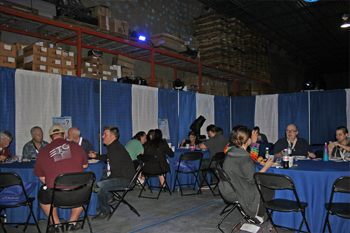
[121,67,134,77]
[62,50,75,60]
[112,55,135,69]
[81,61,92,68]
[47,48,63,58]
[81,73,102,79]
[0,42,16,57]
[92,6,111,18]
[0,56,16,68]
[97,15,110,31]
[24,54,47,65]
[62,69,76,76]
[110,19,129,37]
[23,44,48,57]
[47,66,62,75]
[47,57,62,68]
[102,75,113,81]
[34,41,54,48]
[81,56,103,65]
[16,55,24,68]
[24,62,47,72]
[61,59,75,69]
[15,43,29,55]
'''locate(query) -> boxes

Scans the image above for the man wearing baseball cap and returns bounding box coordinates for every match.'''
[34,125,88,232]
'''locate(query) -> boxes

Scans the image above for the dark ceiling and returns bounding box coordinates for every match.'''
[198,0,349,74]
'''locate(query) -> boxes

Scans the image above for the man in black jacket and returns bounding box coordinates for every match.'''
[89,126,135,221]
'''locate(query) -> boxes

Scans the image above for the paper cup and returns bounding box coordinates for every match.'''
[289,156,294,167]
[18,154,23,162]
[186,144,190,149]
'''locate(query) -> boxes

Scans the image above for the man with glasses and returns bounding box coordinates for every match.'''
[274,124,316,158]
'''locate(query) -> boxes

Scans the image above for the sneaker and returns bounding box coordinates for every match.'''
[92,182,99,193]
[92,212,110,221]
[201,186,210,190]
[66,222,82,232]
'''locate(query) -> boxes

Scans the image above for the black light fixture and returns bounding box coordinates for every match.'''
[172,78,184,90]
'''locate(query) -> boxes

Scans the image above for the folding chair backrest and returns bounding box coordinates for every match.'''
[254,172,294,190]
[333,176,350,193]
[213,167,237,193]
[212,152,226,168]
[137,154,165,175]
[180,152,203,161]
[0,172,22,188]
[54,172,95,188]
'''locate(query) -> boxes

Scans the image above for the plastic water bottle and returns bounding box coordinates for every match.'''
[107,159,111,176]
[287,144,292,156]
[265,147,270,159]
[283,149,289,169]
[323,142,329,161]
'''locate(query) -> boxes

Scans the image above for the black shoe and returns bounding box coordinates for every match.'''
[66,222,82,232]
[52,224,64,233]
[109,197,120,206]
[92,182,99,193]
[92,212,110,221]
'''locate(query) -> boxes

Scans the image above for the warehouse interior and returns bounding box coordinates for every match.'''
[0,0,349,95]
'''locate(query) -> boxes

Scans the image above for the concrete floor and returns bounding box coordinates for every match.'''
[2,187,293,233]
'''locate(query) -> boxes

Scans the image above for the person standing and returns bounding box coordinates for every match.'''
[67,127,94,158]
[33,125,88,232]
[89,126,135,221]
[22,126,49,159]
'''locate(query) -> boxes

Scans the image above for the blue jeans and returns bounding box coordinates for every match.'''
[97,176,128,214]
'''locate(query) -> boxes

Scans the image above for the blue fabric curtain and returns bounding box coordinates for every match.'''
[231,96,255,130]
[278,92,309,142]
[215,96,231,139]
[61,76,100,152]
[178,91,196,146]
[0,67,16,155]
[101,81,132,153]
[310,89,347,144]
[158,89,179,146]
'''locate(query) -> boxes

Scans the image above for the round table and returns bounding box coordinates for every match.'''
[256,159,350,233]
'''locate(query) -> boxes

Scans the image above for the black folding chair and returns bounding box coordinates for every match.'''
[254,172,311,233]
[0,172,41,233]
[107,160,144,220]
[46,172,95,233]
[137,154,172,199]
[173,152,203,196]
[199,152,226,196]
[322,176,350,233]
[212,167,258,233]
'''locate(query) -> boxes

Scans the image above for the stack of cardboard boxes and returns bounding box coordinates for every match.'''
[0,41,75,75]
[92,6,129,39]
[112,55,135,78]
[80,55,103,79]
[183,76,228,96]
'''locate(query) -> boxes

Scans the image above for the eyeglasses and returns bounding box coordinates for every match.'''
[286,130,297,133]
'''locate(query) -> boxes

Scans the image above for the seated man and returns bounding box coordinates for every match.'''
[22,126,49,159]
[198,125,228,182]
[274,124,316,158]
[253,126,268,143]
[0,130,16,161]
[67,127,94,157]
[89,126,135,221]
[33,125,88,232]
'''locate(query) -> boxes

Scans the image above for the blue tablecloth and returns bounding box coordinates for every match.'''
[148,148,210,190]
[0,160,104,223]
[256,160,350,233]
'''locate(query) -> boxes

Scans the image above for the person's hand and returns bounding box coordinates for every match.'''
[13,155,18,160]
[0,155,6,162]
[89,151,97,158]
[251,130,258,143]
[308,152,316,158]
[265,158,274,168]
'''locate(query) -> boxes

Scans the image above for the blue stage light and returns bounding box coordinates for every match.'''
[138,35,146,41]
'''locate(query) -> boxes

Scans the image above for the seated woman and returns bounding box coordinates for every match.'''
[219,126,273,228]
[144,129,174,187]
[125,131,147,161]
[328,126,350,158]
[180,131,199,147]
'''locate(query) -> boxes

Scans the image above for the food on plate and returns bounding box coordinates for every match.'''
[260,160,266,165]
[273,162,279,165]
[257,156,264,162]
[91,159,96,161]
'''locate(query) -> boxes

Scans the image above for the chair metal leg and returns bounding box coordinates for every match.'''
[322,212,331,233]
[0,210,7,233]
[217,203,239,233]
[299,208,311,233]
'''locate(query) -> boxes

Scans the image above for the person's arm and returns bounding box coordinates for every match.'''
[164,142,175,158]
[198,143,207,150]
[251,130,258,143]
[306,140,316,158]
[333,141,350,152]
[83,164,88,169]
[39,177,45,184]
[273,139,285,158]
[259,158,273,172]
[180,139,186,147]
[22,143,31,159]
[0,155,6,161]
